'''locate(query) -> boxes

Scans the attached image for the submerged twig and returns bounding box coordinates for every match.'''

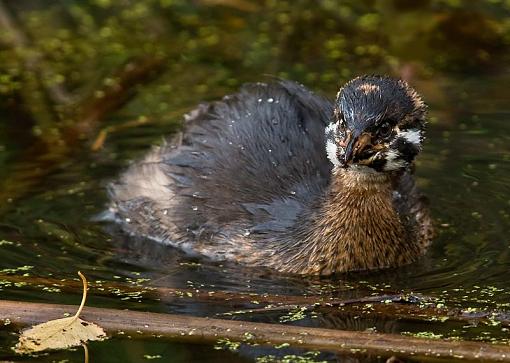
[90,117,151,151]
[219,294,427,315]
[1,273,510,328]
[0,56,166,214]
[91,105,189,150]
[2,299,510,361]
[74,56,166,134]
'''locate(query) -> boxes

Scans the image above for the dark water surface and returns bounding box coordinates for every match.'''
[1,1,510,362]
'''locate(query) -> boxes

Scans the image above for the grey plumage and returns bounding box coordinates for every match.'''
[107,78,432,275]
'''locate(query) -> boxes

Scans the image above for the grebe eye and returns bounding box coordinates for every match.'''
[378,122,393,139]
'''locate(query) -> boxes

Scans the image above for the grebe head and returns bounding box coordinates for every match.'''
[325,75,427,173]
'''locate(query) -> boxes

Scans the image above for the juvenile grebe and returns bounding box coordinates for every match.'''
[108,76,433,275]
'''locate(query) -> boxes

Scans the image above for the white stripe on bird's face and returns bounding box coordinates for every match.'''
[325,122,343,167]
[326,139,341,167]
[397,128,422,148]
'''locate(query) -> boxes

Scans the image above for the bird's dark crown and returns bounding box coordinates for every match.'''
[325,75,427,172]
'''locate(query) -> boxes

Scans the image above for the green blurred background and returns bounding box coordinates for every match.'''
[1,1,510,362]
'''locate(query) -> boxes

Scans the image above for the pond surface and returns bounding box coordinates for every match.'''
[0,1,510,362]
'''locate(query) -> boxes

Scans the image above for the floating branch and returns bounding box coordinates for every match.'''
[2,300,510,361]
[1,273,510,328]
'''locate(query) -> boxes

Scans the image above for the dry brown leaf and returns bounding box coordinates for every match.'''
[15,271,107,354]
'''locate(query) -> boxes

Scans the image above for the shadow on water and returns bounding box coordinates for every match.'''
[1,1,510,361]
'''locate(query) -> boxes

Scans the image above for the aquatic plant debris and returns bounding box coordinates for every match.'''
[14,271,107,354]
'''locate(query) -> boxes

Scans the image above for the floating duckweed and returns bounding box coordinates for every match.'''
[463,307,479,313]
[0,266,34,275]
[214,338,241,352]
[42,286,61,293]
[243,332,255,340]
[279,306,308,323]
[274,342,290,349]
[402,331,443,339]
[256,351,326,363]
